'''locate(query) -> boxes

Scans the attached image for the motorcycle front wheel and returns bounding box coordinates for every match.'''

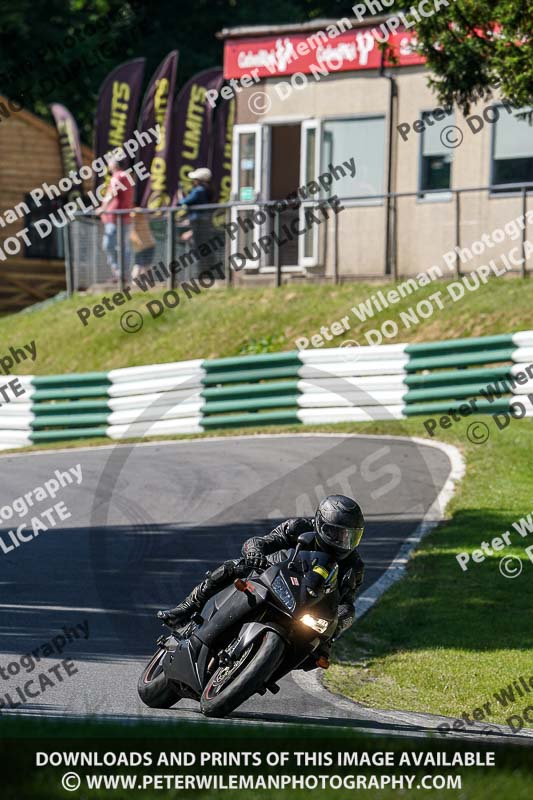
[138,647,182,709]
[200,630,285,718]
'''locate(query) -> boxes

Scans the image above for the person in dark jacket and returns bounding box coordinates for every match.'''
[158,495,365,643]
[176,167,216,277]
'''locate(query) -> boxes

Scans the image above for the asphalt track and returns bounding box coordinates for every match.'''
[1,433,531,744]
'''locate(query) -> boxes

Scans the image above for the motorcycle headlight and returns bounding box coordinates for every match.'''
[272,574,296,611]
[300,614,329,634]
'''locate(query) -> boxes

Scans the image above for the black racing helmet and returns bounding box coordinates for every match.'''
[314,495,365,559]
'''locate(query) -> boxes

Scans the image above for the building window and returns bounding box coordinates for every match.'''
[492,106,533,190]
[419,110,453,195]
[322,117,385,201]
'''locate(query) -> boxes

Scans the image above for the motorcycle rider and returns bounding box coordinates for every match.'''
[157,494,365,644]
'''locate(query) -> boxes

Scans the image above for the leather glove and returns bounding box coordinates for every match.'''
[243,553,268,570]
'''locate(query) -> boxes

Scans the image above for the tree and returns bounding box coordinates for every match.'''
[389,0,533,114]
[0,0,141,140]
[1,0,530,141]
[0,0,344,142]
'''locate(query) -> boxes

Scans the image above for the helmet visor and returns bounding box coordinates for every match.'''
[318,522,364,552]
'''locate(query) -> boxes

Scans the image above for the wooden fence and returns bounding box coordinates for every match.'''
[0,258,65,313]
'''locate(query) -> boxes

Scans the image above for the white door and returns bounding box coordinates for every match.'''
[299,119,321,268]
[231,124,268,270]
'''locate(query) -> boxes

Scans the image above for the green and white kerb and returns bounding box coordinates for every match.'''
[1,331,531,451]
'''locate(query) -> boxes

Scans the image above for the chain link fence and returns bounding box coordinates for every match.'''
[66,206,228,290]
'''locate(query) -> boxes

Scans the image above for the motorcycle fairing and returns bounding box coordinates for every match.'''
[162,635,204,694]
[194,582,269,649]
[229,620,289,662]
[158,548,342,707]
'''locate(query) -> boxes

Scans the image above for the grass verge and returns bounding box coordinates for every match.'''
[2,277,532,374]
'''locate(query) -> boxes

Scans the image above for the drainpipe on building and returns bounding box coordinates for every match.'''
[380,53,398,280]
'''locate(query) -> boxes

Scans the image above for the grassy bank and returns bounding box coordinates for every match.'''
[2,276,532,374]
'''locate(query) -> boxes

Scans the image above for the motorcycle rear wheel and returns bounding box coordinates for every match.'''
[138,647,182,709]
[200,630,285,718]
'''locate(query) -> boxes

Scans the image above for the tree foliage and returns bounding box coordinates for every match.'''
[0,0,530,142]
[388,0,533,114]
[0,0,345,140]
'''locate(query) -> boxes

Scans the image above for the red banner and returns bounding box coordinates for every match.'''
[224,28,424,79]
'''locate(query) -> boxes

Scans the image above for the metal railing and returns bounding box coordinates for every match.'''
[363,180,533,281]
[64,180,533,294]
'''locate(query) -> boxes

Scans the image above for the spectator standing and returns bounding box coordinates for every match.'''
[177,167,216,277]
[131,210,156,280]
[96,158,134,282]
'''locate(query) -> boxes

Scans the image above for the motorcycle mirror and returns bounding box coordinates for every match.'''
[289,531,315,570]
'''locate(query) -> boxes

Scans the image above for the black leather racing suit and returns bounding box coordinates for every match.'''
[163,517,365,640]
[242,517,364,638]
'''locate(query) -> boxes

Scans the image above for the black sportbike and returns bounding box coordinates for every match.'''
[138,532,340,717]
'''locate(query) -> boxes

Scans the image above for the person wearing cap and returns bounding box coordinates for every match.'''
[177,167,212,216]
[177,167,218,277]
